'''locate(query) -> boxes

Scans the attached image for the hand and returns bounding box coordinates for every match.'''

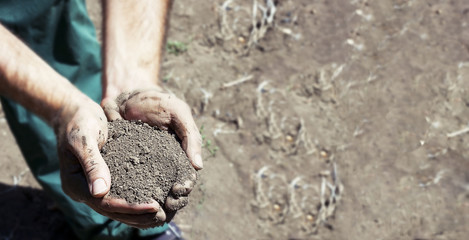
[101,88,202,214]
[55,96,166,229]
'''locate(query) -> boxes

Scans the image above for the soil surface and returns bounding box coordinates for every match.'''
[102,119,194,206]
[2,0,469,240]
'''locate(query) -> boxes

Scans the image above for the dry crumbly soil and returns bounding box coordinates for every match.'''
[104,120,179,205]
[2,0,469,240]
[102,119,194,216]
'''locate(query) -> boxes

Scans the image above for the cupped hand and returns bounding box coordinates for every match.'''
[101,88,202,213]
[55,97,166,229]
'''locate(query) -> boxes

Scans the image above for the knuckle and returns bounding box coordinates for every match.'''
[171,185,185,196]
[172,179,194,196]
[66,130,80,146]
[84,159,100,175]
[183,179,195,188]
[166,197,188,210]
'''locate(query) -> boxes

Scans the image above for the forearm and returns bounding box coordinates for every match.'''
[102,0,172,100]
[0,24,88,126]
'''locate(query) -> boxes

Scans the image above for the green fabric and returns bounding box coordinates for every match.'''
[0,0,167,239]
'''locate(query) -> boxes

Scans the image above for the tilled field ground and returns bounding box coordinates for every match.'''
[1,0,469,239]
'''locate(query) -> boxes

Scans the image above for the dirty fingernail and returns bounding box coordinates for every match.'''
[194,154,203,169]
[92,178,107,196]
[156,207,166,221]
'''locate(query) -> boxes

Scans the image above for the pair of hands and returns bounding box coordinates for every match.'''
[55,88,202,229]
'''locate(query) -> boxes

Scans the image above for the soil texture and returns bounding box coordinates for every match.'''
[101,119,195,207]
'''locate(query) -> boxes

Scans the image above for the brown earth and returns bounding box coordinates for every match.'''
[102,119,196,222]
[1,0,469,240]
[103,120,184,205]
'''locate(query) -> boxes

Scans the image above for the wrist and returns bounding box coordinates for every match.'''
[51,89,95,132]
[102,72,163,100]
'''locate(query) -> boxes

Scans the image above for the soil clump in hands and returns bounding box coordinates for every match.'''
[101,119,196,219]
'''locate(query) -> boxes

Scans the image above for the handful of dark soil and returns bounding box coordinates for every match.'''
[100,119,196,221]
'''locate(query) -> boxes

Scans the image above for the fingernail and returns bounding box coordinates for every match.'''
[92,178,107,196]
[194,154,203,169]
[156,207,166,221]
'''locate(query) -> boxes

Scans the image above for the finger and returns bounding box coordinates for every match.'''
[68,130,111,198]
[170,100,203,170]
[171,172,197,197]
[171,181,194,197]
[165,196,189,211]
[92,208,165,228]
[101,98,123,121]
[126,221,165,230]
[122,91,171,128]
[58,148,91,202]
[92,197,160,214]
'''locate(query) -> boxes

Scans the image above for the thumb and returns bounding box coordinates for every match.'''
[172,117,203,170]
[166,99,203,169]
[185,130,203,170]
[71,134,111,198]
[101,98,123,121]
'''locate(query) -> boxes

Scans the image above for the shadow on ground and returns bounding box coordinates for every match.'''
[0,183,76,240]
